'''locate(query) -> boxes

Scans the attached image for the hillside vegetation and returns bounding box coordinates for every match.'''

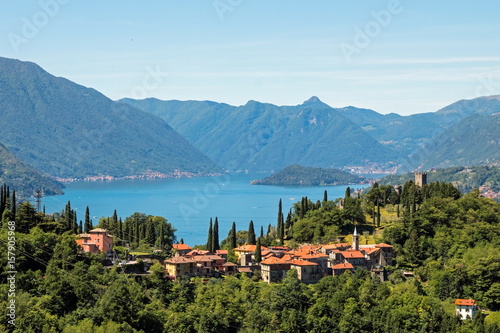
[0,57,220,179]
[251,164,367,186]
[379,165,500,193]
[0,142,63,197]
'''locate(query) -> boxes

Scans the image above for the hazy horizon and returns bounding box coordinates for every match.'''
[1,1,500,115]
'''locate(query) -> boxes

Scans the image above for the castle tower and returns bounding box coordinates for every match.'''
[415,172,427,187]
[352,226,359,251]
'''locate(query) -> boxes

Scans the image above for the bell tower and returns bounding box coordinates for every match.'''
[352,226,359,251]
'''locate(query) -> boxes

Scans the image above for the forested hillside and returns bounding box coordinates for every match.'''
[0,143,64,197]
[1,179,499,332]
[122,97,399,172]
[0,57,221,179]
[379,165,500,193]
[123,94,500,173]
[251,164,367,186]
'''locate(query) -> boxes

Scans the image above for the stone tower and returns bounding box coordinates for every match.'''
[415,172,427,187]
[352,226,359,251]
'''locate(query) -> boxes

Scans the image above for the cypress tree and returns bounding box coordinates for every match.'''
[345,187,351,198]
[180,238,184,244]
[78,221,83,234]
[323,190,328,202]
[260,225,264,238]
[247,220,256,245]
[146,218,155,245]
[112,209,118,236]
[230,222,237,249]
[11,190,16,222]
[158,222,164,248]
[118,218,122,240]
[254,238,262,263]
[84,206,91,232]
[267,224,272,236]
[377,201,381,228]
[277,199,284,243]
[206,218,213,252]
[278,214,285,244]
[213,217,220,251]
[0,184,5,217]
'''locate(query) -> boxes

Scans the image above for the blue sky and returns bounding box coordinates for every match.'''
[1,1,500,115]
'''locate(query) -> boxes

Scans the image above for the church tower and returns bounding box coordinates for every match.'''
[352,226,359,251]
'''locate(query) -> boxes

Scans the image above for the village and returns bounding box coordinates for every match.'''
[75,225,479,320]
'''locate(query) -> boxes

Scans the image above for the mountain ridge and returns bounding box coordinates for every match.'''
[0,57,222,179]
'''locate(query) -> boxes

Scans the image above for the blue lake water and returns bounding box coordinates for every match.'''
[40,174,367,246]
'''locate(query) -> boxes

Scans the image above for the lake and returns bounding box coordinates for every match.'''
[40,173,367,246]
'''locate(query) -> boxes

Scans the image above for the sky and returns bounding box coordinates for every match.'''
[1,1,500,115]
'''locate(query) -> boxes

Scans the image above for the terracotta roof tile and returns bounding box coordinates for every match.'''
[165,256,196,264]
[375,243,393,248]
[261,257,290,265]
[455,299,476,306]
[340,250,365,259]
[332,263,354,269]
[289,259,318,266]
[173,243,192,250]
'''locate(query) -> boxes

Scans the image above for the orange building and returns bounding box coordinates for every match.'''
[76,228,113,254]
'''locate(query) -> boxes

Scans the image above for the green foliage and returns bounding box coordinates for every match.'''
[252,164,366,186]
[0,145,64,198]
[0,57,221,179]
[380,165,500,194]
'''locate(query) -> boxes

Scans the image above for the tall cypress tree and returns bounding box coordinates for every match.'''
[254,237,262,263]
[230,221,237,249]
[84,206,91,232]
[277,199,283,242]
[206,218,213,252]
[323,190,328,202]
[158,222,164,248]
[279,212,285,243]
[260,225,264,238]
[78,221,83,234]
[345,187,351,198]
[118,217,123,239]
[213,217,220,251]
[112,209,118,236]
[247,220,256,245]
[11,190,16,222]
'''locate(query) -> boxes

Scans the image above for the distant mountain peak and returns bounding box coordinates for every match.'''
[303,96,324,105]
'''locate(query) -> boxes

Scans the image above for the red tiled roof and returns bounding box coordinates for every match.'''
[375,243,393,248]
[185,250,210,256]
[340,250,365,259]
[215,250,228,255]
[289,259,318,266]
[165,256,195,264]
[302,253,329,259]
[234,244,269,252]
[455,299,476,306]
[332,263,354,269]
[173,243,192,250]
[281,254,293,261]
[260,257,289,265]
[90,228,108,233]
[363,247,380,255]
[222,262,237,267]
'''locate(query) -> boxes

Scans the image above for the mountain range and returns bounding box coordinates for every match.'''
[122,95,500,173]
[0,57,221,181]
[0,56,498,195]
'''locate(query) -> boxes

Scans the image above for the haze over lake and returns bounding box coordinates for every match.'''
[39,173,367,245]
